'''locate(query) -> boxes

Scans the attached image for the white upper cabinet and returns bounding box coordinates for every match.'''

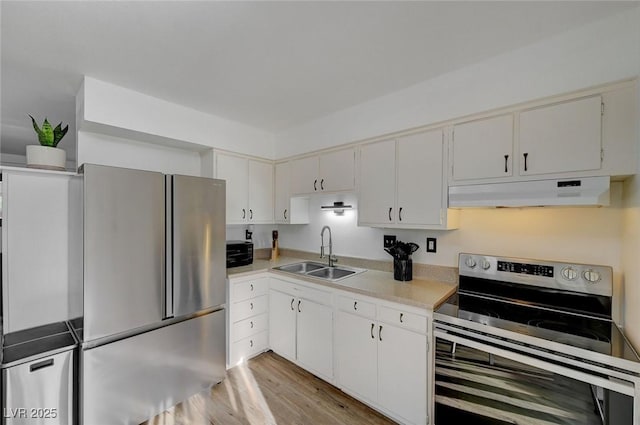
[452,114,514,181]
[274,162,310,225]
[359,129,457,230]
[319,148,356,192]
[448,83,640,185]
[396,131,444,227]
[519,95,602,176]
[289,147,355,195]
[215,152,274,224]
[248,159,274,223]
[358,140,396,225]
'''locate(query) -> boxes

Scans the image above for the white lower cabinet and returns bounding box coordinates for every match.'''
[335,294,429,425]
[268,278,333,380]
[228,275,270,367]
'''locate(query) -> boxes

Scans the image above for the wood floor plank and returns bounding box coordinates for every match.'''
[141,351,396,425]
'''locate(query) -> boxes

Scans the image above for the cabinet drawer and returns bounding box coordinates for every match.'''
[232,313,268,342]
[232,278,267,302]
[232,295,268,321]
[336,295,376,319]
[378,305,427,334]
[230,331,268,365]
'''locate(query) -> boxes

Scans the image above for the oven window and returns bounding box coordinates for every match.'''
[435,339,631,425]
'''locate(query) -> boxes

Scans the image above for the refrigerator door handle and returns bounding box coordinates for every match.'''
[164,175,174,319]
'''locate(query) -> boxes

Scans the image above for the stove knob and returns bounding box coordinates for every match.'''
[561,266,578,281]
[583,269,601,283]
[481,259,491,270]
[464,257,477,268]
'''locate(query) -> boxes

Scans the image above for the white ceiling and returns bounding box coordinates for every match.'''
[1,1,637,160]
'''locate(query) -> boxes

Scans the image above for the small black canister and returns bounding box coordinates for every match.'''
[393,258,413,281]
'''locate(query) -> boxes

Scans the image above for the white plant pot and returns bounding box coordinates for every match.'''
[26,145,66,171]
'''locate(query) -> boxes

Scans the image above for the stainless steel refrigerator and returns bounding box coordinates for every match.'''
[69,164,226,425]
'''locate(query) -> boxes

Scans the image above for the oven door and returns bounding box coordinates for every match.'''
[434,327,636,425]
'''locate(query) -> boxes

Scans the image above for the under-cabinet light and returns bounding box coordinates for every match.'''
[320,201,353,215]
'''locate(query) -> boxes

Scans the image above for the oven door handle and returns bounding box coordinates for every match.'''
[434,329,636,397]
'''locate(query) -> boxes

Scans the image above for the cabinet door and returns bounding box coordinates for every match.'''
[452,114,514,181]
[215,153,248,224]
[378,324,427,425]
[268,290,296,361]
[296,298,333,380]
[335,311,378,403]
[3,172,71,333]
[248,159,274,223]
[319,148,355,192]
[274,162,290,223]
[358,140,396,225]
[396,130,444,226]
[519,95,602,176]
[290,156,319,195]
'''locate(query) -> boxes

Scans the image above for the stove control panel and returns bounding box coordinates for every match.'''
[458,253,612,297]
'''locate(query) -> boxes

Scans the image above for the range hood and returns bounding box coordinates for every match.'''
[448,176,610,208]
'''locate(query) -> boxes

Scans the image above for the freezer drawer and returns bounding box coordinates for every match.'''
[2,350,74,425]
[81,308,226,425]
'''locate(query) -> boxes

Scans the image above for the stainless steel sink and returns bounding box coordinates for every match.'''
[276,262,326,274]
[273,261,365,282]
[307,267,356,280]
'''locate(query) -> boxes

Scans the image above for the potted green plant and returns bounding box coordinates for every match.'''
[26,115,69,170]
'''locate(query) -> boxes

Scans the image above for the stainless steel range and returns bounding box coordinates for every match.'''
[434,253,640,425]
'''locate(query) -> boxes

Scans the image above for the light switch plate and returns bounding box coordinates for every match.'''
[426,237,437,253]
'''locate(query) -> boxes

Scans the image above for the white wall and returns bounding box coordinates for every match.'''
[77,131,202,176]
[79,77,276,159]
[278,186,626,322]
[275,7,640,158]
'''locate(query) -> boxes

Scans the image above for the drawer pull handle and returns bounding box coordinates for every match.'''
[250,284,254,291]
[354,301,358,311]
[249,209,253,220]
[250,321,254,329]
[290,298,295,310]
[388,207,392,221]
[250,340,253,348]
[398,207,403,222]
[379,325,383,341]
[250,302,253,310]
[30,358,54,372]
[320,179,324,190]
[297,300,302,313]
[523,152,529,172]
[370,323,375,339]
[400,313,404,323]
[242,208,246,219]
[314,179,318,191]
[284,209,287,220]
[504,154,509,173]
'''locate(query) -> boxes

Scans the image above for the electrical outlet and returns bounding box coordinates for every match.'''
[426,237,437,253]
[383,235,396,248]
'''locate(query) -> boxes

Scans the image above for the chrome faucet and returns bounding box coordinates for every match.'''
[320,225,338,267]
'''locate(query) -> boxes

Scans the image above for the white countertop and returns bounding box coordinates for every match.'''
[227,257,457,311]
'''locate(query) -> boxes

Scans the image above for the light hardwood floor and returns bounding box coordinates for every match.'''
[142,351,396,425]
